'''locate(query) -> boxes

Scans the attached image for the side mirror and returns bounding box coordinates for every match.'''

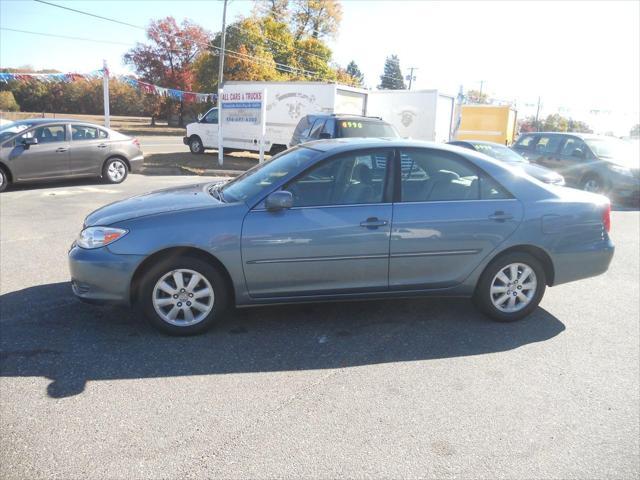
[319,132,332,139]
[197,113,203,121]
[22,137,38,149]
[264,190,293,211]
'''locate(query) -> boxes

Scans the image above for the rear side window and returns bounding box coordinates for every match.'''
[560,137,587,157]
[535,135,562,154]
[399,149,480,202]
[72,125,100,141]
[480,175,513,200]
[514,135,536,149]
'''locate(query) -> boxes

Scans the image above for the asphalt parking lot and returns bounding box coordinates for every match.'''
[1,174,638,479]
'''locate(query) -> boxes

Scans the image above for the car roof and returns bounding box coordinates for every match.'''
[300,137,469,153]
[309,113,386,122]
[519,131,604,140]
[451,140,508,147]
[7,118,107,127]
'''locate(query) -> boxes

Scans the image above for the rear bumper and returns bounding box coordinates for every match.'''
[551,237,615,286]
[69,244,144,305]
[129,154,144,173]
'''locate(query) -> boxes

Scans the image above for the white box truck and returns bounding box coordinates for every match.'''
[366,89,455,143]
[183,81,368,155]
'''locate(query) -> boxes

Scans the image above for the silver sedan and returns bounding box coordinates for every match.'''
[0,118,143,191]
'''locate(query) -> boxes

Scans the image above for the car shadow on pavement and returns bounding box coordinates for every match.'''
[0,282,566,399]
[3,177,107,192]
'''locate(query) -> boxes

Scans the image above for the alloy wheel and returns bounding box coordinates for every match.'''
[152,269,214,326]
[490,262,538,313]
[107,160,126,182]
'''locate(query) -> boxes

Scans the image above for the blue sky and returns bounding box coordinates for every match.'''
[1,0,639,134]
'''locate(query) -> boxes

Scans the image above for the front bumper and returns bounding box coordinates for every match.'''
[183,136,189,146]
[69,244,145,305]
[129,154,144,173]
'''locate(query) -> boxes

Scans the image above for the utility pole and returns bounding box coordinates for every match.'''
[217,0,228,166]
[406,67,418,90]
[102,59,110,128]
[478,80,485,102]
[535,96,542,131]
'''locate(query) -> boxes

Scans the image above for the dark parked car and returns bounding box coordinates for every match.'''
[290,114,399,146]
[448,140,565,185]
[70,139,613,335]
[0,119,144,192]
[512,132,639,201]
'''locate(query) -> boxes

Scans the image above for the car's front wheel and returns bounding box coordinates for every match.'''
[189,135,205,154]
[103,158,128,184]
[474,252,546,322]
[581,174,608,195]
[138,256,229,335]
[0,167,9,192]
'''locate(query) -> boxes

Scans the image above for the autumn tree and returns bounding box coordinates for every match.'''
[0,91,19,111]
[124,17,212,125]
[346,61,365,87]
[291,0,343,40]
[379,55,405,90]
[465,89,489,104]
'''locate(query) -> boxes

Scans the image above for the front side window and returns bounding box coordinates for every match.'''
[399,149,480,202]
[535,135,562,154]
[203,109,218,124]
[71,125,100,141]
[285,149,391,207]
[308,119,326,139]
[560,137,588,158]
[20,125,66,144]
[222,146,317,203]
[321,118,336,138]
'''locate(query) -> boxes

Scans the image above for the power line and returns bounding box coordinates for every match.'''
[0,27,133,46]
[34,0,145,31]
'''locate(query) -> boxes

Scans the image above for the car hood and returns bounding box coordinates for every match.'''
[509,162,564,184]
[84,182,224,227]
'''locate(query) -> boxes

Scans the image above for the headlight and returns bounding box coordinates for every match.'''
[608,164,634,177]
[77,226,128,249]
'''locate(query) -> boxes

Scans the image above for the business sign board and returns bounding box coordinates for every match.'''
[221,91,263,125]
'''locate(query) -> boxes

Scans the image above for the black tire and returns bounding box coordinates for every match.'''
[138,255,230,336]
[473,252,546,322]
[189,135,205,154]
[0,167,8,192]
[102,158,128,184]
[580,174,608,195]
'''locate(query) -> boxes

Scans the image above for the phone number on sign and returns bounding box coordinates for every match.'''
[225,116,259,123]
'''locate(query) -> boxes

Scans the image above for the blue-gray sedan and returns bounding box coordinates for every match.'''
[69,139,615,335]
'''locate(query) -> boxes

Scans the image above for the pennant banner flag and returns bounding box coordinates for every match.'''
[0,69,216,103]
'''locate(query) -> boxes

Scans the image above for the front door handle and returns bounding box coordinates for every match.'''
[360,217,388,229]
[489,211,513,222]
[97,144,108,149]
[55,147,68,153]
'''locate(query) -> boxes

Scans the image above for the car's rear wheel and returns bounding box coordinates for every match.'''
[474,252,546,322]
[189,136,205,154]
[138,256,229,335]
[103,158,128,184]
[581,174,607,195]
[0,167,8,192]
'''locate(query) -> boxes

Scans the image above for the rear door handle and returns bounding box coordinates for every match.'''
[360,217,388,229]
[97,144,108,149]
[489,211,513,222]
[55,147,68,153]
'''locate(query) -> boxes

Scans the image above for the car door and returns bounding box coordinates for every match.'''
[241,148,394,297]
[201,108,218,147]
[5,124,70,181]
[556,136,591,185]
[69,125,111,176]
[531,134,563,170]
[389,147,523,289]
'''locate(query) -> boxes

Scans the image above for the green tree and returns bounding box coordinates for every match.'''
[0,91,20,111]
[379,55,405,90]
[346,60,365,87]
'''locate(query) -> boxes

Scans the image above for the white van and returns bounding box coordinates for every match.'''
[183,81,368,155]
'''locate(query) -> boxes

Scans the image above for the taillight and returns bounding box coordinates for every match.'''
[132,138,141,148]
[602,203,611,233]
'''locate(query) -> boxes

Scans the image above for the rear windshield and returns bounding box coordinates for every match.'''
[338,120,398,138]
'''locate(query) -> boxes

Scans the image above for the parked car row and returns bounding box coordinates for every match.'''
[0,119,143,192]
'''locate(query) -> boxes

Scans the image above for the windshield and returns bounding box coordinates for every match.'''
[0,122,33,143]
[585,138,639,166]
[221,147,318,202]
[471,142,528,163]
[338,120,399,138]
